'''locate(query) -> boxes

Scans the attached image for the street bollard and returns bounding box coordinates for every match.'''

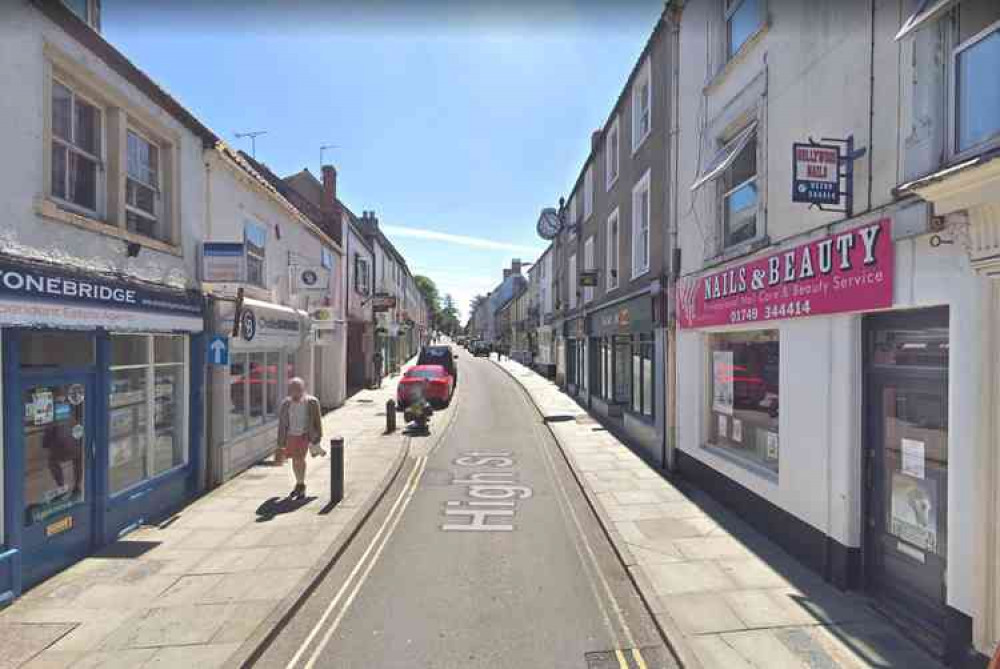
[386,400,396,433]
[330,437,344,505]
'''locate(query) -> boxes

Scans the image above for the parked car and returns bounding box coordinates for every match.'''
[417,345,458,385]
[397,365,454,409]
[472,342,490,357]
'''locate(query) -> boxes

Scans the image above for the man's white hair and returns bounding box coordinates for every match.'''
[289,377,306,389]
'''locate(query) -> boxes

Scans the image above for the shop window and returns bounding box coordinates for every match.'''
[229,350,285,438]
[19,331,94,369]
[630,334,655,419]
[954,8,1000,153]
[613,336,632,404]
[708,330,779,472]
[109,334,188,494]
[51,80,103,215]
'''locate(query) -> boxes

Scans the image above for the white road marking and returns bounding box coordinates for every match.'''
[284,456,426,669]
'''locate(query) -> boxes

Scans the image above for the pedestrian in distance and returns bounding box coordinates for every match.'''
[275,377,325,500]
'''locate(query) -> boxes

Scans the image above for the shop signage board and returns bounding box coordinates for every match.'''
[292,265,329,293]
[579,271,599,287]
[371,294,397,312]
[677,219,893,329]
[792,143,841,205]
[591,296,653,337]
[202,242,246,283]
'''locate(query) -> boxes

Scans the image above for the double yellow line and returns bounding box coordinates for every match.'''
[615,647,649,669]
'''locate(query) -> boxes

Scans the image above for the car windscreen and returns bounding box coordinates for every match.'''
[405,369,443,379]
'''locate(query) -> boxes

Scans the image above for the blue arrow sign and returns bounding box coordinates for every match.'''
[208,335,229,366]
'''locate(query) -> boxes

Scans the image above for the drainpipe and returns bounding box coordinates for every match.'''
[665,2,683,472]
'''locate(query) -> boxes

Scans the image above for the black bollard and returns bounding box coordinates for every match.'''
[330,437,344,505]
[386,399,396,433]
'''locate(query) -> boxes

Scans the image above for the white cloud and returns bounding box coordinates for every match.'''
[381,224,541,254]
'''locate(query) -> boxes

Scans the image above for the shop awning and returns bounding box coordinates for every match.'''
[690,122,757,192]
[894,0,958,41]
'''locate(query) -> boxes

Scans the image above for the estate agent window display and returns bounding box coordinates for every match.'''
[708,329,780,472]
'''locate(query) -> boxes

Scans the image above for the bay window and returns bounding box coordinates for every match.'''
[109,334,187,494]
[708,330,780,473]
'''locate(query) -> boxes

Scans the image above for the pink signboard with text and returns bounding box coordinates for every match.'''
[677,218,893,329]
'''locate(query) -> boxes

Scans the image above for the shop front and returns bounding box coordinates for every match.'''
[0,256,204,598]
[208,297,311,483]
[589,294,658,465]
[674,215,990,662]
[563,317,587,400]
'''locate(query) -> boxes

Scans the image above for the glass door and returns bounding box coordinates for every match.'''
[20,375,94,587]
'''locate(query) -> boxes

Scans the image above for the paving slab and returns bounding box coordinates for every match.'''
[492,357,944,669]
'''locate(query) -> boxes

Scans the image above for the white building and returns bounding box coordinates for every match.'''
[671,0,998,663]
[202,146,343,484]
[0,0,213,596]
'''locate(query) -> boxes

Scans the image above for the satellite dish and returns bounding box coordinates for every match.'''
[536,207,563,240]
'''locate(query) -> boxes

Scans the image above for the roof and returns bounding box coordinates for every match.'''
[35,1,217,147]
[562,5,673,203]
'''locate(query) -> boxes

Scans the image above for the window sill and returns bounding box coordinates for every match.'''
[703,235,771,272]
[36,198,182,257]
[700,441,778,484]
[630,267,650,282]
[631,131,651,157]
[703,22,770,96]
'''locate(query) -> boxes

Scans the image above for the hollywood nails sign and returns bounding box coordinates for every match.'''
[677,218,893,329]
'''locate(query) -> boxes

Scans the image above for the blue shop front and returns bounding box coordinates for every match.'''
[0,256,205,602]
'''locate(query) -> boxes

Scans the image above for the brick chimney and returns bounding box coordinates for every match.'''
[320,165,342,244]
[511,258,522,275]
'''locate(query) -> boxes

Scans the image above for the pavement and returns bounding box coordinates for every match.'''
[254,347,674,668]
[0,370,411,669]
[491,355,944,669]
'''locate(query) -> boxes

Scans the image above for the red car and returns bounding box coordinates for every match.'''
[397,365,454,409]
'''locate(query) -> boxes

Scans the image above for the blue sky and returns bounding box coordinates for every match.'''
[105,1,663,319]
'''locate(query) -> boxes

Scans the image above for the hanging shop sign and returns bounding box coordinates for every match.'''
[292,265,329,293]
[579,271,599,288]
[676,218,893,329]
[792,143,841,205]
[202,242,246,283]
[0,255,203,331]
[222,297,307,349]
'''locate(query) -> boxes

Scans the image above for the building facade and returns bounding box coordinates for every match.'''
[547,7,676,467]
[0,1,211,597]
[672,0,998,664]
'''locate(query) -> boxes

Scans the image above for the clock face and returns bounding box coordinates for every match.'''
[536,208,563,240]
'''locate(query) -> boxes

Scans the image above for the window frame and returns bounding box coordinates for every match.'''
[124,126,162,239]
[631,59,652,154]
[228,349,285,440]
[950,15,1000,159]
[583,237,595,304]
[355,254,371,296]
[244,220,268,289]
[606,115,621,190]
[583,164,594,221]
[718,128,761,251]
[631,169,652,279]
[705,328,780,475]
[606,207,620,291]
[108,333,189,496]
[725,0,763,61]
[43,46,182,253]
[50,77,105,218]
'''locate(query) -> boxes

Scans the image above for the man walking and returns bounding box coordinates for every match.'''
[276,377,324,499]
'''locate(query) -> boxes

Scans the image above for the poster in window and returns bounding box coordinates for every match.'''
[731,418,743,443]
[766,431,779,460]
[33,391,54,425]
[712,351,734,415]
[901,438,925,479]
[890,473,937,552]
